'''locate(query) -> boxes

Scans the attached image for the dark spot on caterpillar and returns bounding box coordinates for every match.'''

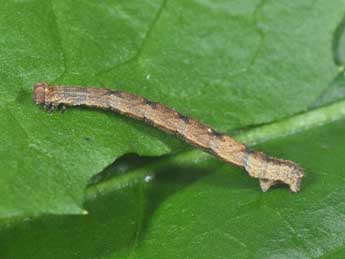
[177,113,190,123]
[265,156,275,163]
[145,99,158,109]
[212,130,224,137]
[242,146,255,168]
[109,90,122,97]
[262,154,279,165]
[244,146,255,155]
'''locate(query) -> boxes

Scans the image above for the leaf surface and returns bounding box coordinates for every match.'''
[0,0,345,226]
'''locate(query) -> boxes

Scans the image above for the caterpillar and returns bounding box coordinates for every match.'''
[33,82,304,192]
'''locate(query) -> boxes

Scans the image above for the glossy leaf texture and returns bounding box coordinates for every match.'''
[1,0,345,252]
[1,0,344,219]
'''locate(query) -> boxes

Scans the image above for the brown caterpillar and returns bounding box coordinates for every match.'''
[33,83,304,192]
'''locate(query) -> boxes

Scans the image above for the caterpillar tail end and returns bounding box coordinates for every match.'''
[244,150,304,193]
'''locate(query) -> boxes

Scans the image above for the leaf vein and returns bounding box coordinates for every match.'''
[92,0,169,79]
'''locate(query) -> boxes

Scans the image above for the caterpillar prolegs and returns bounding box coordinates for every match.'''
[33,83,304,192]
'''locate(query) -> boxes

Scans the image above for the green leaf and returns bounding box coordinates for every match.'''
[1,0,345,229]
[3,0,345,257]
